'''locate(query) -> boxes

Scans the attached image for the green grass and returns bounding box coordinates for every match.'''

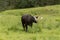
[0,5,60,40]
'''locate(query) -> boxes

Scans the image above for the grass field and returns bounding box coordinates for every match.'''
[0,5,60,40]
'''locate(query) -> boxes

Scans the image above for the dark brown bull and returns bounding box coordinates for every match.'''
[21,14,38,32]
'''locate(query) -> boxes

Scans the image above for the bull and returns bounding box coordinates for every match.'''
[21,14,38,32]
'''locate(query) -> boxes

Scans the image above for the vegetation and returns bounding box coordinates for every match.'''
[0,5,60,40]
[0,0,60,11]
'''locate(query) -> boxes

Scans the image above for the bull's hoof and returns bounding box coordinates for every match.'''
[25,30,28,32]
[31,27,32,28]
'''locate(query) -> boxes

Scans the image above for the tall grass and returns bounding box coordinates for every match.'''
[0,5,60,40]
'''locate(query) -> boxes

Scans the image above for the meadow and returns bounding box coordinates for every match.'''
[0,5,60,40]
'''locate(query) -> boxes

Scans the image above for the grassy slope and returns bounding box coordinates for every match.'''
[0,5,60,40]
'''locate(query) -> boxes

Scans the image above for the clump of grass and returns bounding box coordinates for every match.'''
[0,5,60,40]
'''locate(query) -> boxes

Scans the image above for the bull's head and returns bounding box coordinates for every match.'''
[33,15,43,23]
[33,16,38,23]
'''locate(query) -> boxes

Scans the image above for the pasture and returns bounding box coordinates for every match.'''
[0,5,60,40]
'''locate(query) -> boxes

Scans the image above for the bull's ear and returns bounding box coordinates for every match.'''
[36,16,38,18]
[34,15,39,19]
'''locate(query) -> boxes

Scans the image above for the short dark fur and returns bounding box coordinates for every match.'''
[21,14,37,32]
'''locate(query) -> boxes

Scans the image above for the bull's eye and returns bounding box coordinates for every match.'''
[36,16,38,18]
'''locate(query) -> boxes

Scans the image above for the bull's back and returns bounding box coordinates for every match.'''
[21,14,33,23]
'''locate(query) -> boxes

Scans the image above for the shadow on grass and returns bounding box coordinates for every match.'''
[8,27,23,32]
[8,26,42,33]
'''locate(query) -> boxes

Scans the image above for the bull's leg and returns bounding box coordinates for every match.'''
[30,23,33,28]
[25,24,28,32]
[22,24,25,31]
